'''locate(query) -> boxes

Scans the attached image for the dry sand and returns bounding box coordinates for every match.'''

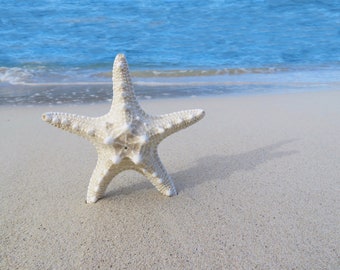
[1,91,339,269]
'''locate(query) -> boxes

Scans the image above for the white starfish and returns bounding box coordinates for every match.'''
[42,54,205,203]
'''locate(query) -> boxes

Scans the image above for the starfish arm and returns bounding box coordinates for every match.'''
[86,150,123,203]
[138,148,177,196]
[109,54,145,117]
[41,112,99,141]
[148,109,205,142]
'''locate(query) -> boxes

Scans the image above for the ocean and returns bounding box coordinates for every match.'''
[0,0,339,105]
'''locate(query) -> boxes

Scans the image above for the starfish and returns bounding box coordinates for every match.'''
[42,54,205,203]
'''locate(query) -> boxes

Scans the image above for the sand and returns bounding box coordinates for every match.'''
[1,90,339,269]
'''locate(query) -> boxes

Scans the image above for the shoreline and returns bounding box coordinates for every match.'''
[1,90,339,268]
[1,66,339,106]
[1,79,339,107]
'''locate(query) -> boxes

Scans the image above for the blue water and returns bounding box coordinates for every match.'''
[0,0,339,104]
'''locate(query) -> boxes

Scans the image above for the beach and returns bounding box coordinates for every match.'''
[1,0,340,268]
[1,90,339,269]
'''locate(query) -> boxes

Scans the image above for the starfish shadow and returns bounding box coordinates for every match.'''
[173,139,299,192]
[105,139,298,198]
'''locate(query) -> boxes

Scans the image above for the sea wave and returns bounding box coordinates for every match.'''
[95,67,288,78]
[0,65,289,85]
[1,65,339,88]
[0,67,34,84]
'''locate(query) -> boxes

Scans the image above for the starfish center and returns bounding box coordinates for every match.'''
[104,126,148,165]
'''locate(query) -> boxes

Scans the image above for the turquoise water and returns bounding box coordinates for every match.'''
[0,0,339,104]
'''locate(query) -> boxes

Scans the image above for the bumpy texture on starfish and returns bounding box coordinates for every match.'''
[42,54,205,203]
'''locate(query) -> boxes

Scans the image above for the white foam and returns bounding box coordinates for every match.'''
[0,67,33,84]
